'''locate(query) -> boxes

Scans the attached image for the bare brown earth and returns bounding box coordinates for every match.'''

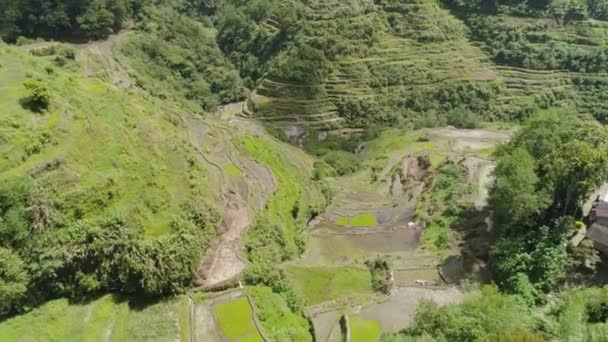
[181,104,277,290]
[195,188,251,289]
[76,32,133,88]
[357,287,464,331]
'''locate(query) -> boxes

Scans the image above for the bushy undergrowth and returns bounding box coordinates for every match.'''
[382,285,608,341]
[248,286,312,342]
[239,136,326,311]
[0,46,225,314]
[117,7,246,112]
[416,162,473,253]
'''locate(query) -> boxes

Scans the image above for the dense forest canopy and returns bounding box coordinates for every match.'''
[0,0,150,41]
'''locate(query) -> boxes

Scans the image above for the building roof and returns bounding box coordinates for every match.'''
[594,202,608,219]
[586,223,608,247]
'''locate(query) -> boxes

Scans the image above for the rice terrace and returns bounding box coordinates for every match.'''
[2,0,608,341]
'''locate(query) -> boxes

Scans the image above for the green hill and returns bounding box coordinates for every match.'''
[3,1,608,341]
[0,35,324,313]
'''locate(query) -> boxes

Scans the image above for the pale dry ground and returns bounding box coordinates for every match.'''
[76,32,133,88]
[357,286,464,332]
[188,104,278,289]
[311,310,343,342]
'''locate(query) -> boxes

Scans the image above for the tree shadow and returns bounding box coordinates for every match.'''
[443,206,497,284]
[66,291,172,312]
[19,97,45,113]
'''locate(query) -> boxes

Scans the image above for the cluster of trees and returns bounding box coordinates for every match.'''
[211,0,304,87]
[448,0,608,21]
[118,6,246,111]
[0,0,148,41]
[366,257,392,294]
[22,79,50,112]
[465,16,608,73]
[0,177,219,315]
[489,110,608,301]
[382,285,608,341]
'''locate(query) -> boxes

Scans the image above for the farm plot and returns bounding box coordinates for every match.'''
[213,297,264,342]
[349,316,382,342]
[305,226,424,264]
[284,266,373,305]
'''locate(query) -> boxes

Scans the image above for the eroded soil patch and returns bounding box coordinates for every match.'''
[357,287,463,332]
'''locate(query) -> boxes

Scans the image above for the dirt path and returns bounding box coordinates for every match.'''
[194,189,250,289]
[183,103,276,290]
[76,32,133,88]
[357,287,463,331]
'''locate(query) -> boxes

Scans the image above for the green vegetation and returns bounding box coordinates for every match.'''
[366,258,392,294]
[22,78,50,111]
[4,0,608,340]
[247,286,312,342]
[350,316,382,342]
[336,213,378,227]
[350,213,378,227]
[382,285,540,341]
[213,296,263,342]
[116,7,246,112]
[490,110,608,300]
[240,136,326,285]
[383,285,608,341]
[0,295,192,341]
[284,266,372,305]
[0,41,220,312]
[444,0,608,123]
[0,247,28,314]
[223,163,243,176]
[416,163,474,253]
[0,0,137,41]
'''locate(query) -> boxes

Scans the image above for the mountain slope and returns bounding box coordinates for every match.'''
[0,35,324,310]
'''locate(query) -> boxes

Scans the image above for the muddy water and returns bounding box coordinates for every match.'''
[307,225,423,263]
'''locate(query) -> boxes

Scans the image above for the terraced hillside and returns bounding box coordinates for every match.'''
[459,13,608,122]
[0,33,326,313]
[282,126,510,338]
[244,0,608,134]
[247,0,500,132]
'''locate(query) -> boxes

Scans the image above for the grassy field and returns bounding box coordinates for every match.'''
[0,42,207,238]
[284,266,372,305]
[0,295,191,342]
[213,297,263,342]
[349,316,382,342]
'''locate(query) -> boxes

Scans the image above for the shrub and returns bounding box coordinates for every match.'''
[23,79,50,111]
[0,247,29,314]
[366,257,392,294]
[322,151,361,176]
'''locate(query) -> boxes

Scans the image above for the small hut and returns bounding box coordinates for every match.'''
[586,201,608,255]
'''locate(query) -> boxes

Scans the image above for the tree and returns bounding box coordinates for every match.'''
[0,247,29,314]
[541,140,608,217]
[490,148,549,230]
[23,79,50,111]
